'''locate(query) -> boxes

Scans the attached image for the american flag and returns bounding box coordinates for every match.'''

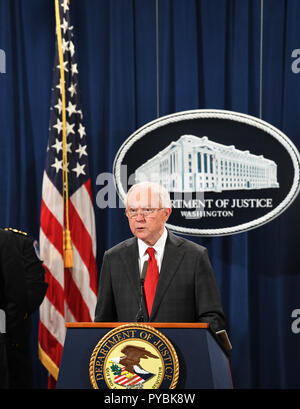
[114,367,145,388]
[38,0,98,386]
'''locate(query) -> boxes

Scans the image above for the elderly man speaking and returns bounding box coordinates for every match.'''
[94,182,226,333]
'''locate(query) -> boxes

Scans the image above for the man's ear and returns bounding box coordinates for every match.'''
[164,207,172,222]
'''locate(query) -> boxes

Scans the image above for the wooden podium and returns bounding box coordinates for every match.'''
[56,322,232,389]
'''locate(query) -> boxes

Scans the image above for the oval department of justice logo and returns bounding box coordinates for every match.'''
[89,324,179,389]
[113,109,300,236]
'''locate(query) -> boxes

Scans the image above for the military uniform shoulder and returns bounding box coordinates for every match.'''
[3,228,35,245]
[4,227,28,236]
[0,228,29,247]
[2,228,41,260]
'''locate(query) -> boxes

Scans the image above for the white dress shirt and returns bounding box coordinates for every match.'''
[137,228,168,275]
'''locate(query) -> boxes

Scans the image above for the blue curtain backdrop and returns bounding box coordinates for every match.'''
[0,0,300,389]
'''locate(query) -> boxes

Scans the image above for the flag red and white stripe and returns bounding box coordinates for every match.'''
[114,368,145,387]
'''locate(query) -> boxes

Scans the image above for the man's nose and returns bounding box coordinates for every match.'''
[135,211,146,221]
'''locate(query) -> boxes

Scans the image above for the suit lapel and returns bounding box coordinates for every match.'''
[120,238,141,304]
[149,232,185,320]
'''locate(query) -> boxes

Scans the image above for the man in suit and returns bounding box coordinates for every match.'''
[95,182,226,332]
[0,228,47,388]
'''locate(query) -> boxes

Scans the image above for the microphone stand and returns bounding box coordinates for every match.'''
[135,261,148,322]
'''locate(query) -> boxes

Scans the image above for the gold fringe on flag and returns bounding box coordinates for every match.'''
[55,0,73,268]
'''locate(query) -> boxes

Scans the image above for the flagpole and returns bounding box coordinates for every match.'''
[54,0,73,268]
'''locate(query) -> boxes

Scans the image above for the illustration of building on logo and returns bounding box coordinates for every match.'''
[135,135,280,192]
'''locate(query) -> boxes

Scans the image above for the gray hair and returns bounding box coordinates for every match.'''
[126,182,171,208]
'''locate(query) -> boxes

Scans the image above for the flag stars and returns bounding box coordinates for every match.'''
[62,38,69,54]
[71,63,78,75]
[66,141,72,153]
[50,139,71,157]
[48,2,89,187]
[66,101,77,117]
[53,119,75,138]
[75,144,88,158]
[51,157,63,173]
[69,41,75,57]
[52,138,63,154]
[78,123,86,139]
[54,98,62,114]
[63,161,70,173]
[56,80,65,94]
[61,0,69,14]
[53,118,63,134]
[66,121,75,136]
[60,18,68,34]
[72,162,86,178]
[57,60,68,72]
[68,83,77,97]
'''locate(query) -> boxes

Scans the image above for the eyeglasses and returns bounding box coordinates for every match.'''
[125,208,163,219]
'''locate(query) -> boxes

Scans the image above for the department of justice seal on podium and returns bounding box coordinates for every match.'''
[89,324,179,389]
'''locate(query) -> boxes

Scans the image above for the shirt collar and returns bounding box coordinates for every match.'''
[138,227,168,258]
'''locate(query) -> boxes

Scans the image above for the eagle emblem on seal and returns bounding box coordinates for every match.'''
[109,345,159,389]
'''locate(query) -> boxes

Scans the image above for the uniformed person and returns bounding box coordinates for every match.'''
[0,228,47,388]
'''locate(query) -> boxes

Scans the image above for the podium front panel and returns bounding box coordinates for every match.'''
[57,324,232,389]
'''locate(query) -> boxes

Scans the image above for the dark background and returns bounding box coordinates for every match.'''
[0,0,300,388]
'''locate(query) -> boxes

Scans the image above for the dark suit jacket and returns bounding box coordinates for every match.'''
[0,229,47,332]
[95,231,226,332]
[0,228,47,388]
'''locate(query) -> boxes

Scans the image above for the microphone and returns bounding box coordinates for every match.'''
[135,261,148,322]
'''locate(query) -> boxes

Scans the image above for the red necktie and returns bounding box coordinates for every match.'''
[144,247,159,316]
